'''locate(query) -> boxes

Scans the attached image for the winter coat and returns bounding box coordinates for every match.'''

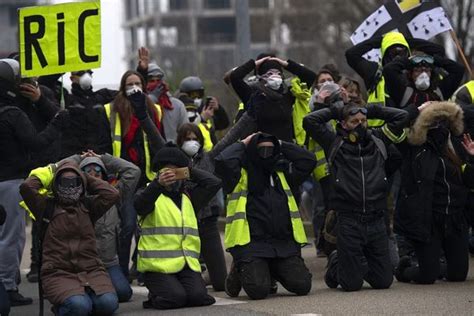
[0,105,59,181]
[16,85,61,167]
[229,59,316,142]
[383,55,465,109]
[303,104,408,213]
[19,161,120,305]
[214,138,316,261]
[395,101,474,243]
[60,84,117,158]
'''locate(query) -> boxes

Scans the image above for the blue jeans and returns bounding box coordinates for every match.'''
[0,281,10,316]
[107,265,132,302]
[118,192,137,277]
[57,290,118,316]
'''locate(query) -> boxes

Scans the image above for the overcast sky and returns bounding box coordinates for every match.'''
[51,0,126,88]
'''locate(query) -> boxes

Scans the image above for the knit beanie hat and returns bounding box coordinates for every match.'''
[152,143,190,171]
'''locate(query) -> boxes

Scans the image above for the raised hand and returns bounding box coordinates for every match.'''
[138,47,150,71]
[462,133,474,156]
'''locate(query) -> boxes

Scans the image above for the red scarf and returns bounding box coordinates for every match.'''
[123,110,162,164]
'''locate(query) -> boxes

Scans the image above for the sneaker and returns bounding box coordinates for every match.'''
[8,289,33,306]
[394,255,412,283]
[324,250,339,289]
[225,262,241,297]
[270,278,278,294]
[27,265,39,283]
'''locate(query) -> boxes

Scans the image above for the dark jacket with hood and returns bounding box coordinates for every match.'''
[214,134,316,261]
[19,161,120,305]
[303,104,408,213]
[229,59,316,142]
[394,101,474,243]
[60,84,117,158]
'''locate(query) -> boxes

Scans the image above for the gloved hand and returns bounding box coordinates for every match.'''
[330,100,345,120]
[129,91,148,120]
[50,110,70,129]
[0,205,6,225]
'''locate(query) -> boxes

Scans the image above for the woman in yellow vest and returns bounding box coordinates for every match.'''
[214,132,316,300]
[103,70,163,281]
[134,145,221,309]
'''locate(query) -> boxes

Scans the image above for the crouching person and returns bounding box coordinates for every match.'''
[19,161,120,316]
[214,133,316,300]
[79,153,139,302]
[134,145,220,309]
[303,103,408,291]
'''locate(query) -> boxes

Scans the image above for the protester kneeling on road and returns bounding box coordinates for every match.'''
[134,144,220,309]
[214,133,315,300]
[303,102,408,291]
[394,101,474,284]
[77,152,140,302]
[20,161,120,315]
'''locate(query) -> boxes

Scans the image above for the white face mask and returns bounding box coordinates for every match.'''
[79,73,92,90]
[414,72,430,91]
[265,75,283,90]
[125,85,142,96]
[181,140,201,157]
[193,98,202,108]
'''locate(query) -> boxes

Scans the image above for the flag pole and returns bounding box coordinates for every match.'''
[449,30,473,79]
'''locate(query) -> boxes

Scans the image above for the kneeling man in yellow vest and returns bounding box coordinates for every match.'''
[134,145,222,309]
[214,132,317,300]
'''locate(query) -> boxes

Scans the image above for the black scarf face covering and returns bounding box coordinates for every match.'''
[245,134,280,194]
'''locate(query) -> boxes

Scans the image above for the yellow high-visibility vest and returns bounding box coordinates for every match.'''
[137,193,201,274]
[224,168,307,249]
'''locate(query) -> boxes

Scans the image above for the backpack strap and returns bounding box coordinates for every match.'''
[327,136,344,166]
[399,87,414,108]
[371,134,388,160]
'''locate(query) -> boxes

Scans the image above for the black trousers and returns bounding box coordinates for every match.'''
[237,256,312,300]
[143,267,215,309]
[327,214,393,291]
[402,213,469,284]
[199,216,227,291]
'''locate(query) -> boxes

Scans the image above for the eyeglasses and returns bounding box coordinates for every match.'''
[57,176,82,188]
[82,165,103,174]
[348,107,368,116]
[410,55,434,66]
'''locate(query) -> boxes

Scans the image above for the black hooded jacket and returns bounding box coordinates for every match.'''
[229,59,316,142]
[60,84,117,158]
[214,134,316,261]
[303,105,408,213]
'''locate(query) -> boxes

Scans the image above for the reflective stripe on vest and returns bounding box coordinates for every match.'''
[224,169,307,249]
[451,80,474,104]
[137,194,201,274]
[198,121,213,152]
[367,77,386,127]
[104,103,157,181]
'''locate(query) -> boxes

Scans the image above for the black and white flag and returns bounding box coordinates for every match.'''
[350,0,452,61]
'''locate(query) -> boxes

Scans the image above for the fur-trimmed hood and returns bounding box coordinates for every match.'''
[407,101,464,145]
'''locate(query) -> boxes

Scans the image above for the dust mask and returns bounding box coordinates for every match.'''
[79,73,92,90]
[265,75,283,90]
[414,72,430,91]
[181,140,201,157]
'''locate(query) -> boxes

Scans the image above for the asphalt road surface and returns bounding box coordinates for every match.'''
[10,224,474,316]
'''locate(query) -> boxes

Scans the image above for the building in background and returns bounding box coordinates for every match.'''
[122,0,323,86]
[0,0,38,57]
